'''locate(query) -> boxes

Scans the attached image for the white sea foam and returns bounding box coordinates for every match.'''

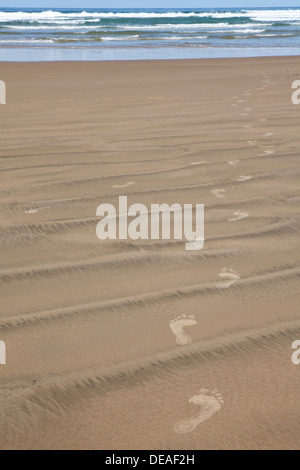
[0,38,55,43]
[117,23,269,31]
[213,29,266,34]
[257,33,293,37]
[161,35,208,40]
[0,9,300,21]
[244,9,300,22]
[102,35,140,41]
[6,25,101,30]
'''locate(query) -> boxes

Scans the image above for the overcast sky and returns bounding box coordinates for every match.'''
[1,1,300,8]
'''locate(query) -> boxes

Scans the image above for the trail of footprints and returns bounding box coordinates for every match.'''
[172,85,278,432]
[21,77,278,434]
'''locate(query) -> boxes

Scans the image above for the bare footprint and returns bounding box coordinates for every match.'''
[25,209,39,214]
[111,182,135,189]
[25,206,51,214]
[228,210,249,222]
[169,315,197,346]
[228,160,240,166]
[189,161,207,166]
[211,189,226,199]
[174,390,223,434]
[237,175,253,182]
[260,149,274,155]
[216,268,241,289]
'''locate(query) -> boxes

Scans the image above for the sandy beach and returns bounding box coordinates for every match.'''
[0,56,300,449]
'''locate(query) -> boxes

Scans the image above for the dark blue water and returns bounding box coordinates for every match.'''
[1,7,300,61]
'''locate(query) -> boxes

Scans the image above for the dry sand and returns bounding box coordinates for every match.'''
[0,57,299,450]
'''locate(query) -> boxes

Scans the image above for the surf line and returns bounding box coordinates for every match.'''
[96,196,205,251]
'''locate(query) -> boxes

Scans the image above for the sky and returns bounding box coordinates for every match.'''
[0,0,300,9]
[0,1,300,8]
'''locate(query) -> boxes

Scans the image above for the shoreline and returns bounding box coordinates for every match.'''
[1,48,300,63]
[1,53,300,64]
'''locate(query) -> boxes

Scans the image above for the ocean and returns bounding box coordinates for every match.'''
[0,7,300,61]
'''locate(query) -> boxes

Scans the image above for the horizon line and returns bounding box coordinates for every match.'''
[2,5,300,8]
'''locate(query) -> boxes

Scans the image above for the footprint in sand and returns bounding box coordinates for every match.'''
[189,161,207,166]
[263,133,274,137]
[259,118,267,122]
[169,315,197,346]
[174,390,223,434]
[243,125,251,128]
[25,206,51,214]
[25,209,39,214]
[228,210,249,222]
[237,175,253,182]
[228,160,240,166]
[216,268,241,289]
[211,189,226,199]
[111,182,135,189]
[247,140,257,145]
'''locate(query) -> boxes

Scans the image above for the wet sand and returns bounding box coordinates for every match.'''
[0,57,300,449]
